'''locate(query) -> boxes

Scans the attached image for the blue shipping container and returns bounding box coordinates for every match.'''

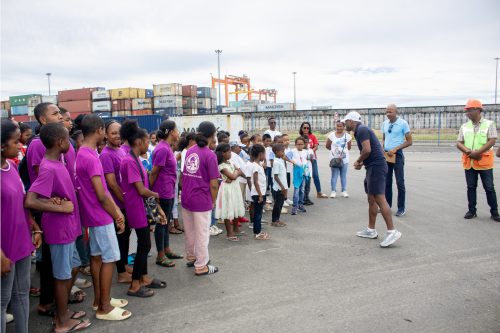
[197,108,212,115]
[196,87,212,98]
[145,89,154,98]
[11,105,29,115]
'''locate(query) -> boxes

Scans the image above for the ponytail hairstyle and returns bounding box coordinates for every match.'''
[215,143,231,165]
[195,121,216,148]
[156,120,176,141]
[177,132,196,152]
[120,119,148,147]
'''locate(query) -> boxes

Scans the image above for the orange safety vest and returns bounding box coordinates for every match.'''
[461,119,495,170]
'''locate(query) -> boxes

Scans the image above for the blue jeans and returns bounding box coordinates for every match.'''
[293,177,306,208]
[211,208,216,226]
[311,159,322,193]
[265,167,273,194]
[331,163,348,192]
[252,195,266,234]
[75,229,90,267]
[385,150,405,211]
[156,198,173,252]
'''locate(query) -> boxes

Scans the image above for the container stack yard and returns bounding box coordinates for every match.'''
[196,87,217,114]
[153,83,183,117]
[92,90,112,117]
[182,85,198,115]
[109,88,149,117]
[58,88,101,118]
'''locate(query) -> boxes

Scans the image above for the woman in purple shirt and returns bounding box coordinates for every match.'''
[149,120,183,268]
[1,119,41,333]
[120,120,168,296]
[182,121,220,276]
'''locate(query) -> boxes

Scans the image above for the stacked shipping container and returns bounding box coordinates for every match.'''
[182,85,197,116]
[92,90,112,117]
[58,88,102,119]
[109,88,149,117]
[196,87,217,114]
[153,84,183,117]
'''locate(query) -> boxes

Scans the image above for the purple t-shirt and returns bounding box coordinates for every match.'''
[75,146,114,227]
[100,146,126,209]
[181,145,220,212]
[1,161,34,262]
[120,154,149,229]
[27,137,76,186]
[120,144,131,155]
[29,159,81,244]
[151,141,177,199]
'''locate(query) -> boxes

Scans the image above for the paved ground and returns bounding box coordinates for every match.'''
[15,148,500,333]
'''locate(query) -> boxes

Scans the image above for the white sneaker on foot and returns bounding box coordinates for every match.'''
[283,201,290,207]
[342,191,349,198]
[6,313,14,324]
[380,230,402,247]
[330,192,337,198]
[209,226,219,236]
[356,227,378,239]
[286,199,293,205]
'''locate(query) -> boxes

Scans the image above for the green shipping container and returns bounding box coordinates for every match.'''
[9,94,41,107]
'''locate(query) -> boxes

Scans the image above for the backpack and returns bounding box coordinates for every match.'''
[18,134,39,191]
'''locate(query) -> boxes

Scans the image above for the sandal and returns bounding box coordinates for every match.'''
[226,236,239,242]
[195,265,219,276]
[174,225,184,232]
[74,278,92,289]
[168,226,182,234]
[51,311,87,327]
[30,287,40,297]
[54,319,91,333]
[254,232,271,240]
[91,298,128,311]
[96,307,131,321]
[68,290,85,304]
[156,256,175,267]
[271,221,286,227]
[145,278,167,289]
[186,259,210,268]
[127,286,154,298]
[79,266,91,276]
[165,252,183,260]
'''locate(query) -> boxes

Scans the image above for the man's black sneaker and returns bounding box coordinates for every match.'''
[303,200,314,206]
[464,212,477,219]
[491,215,500,222]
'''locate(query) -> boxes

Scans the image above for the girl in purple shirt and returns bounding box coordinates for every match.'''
[149,120,183,268]
[1,119,41,333]
[120,120,168,296]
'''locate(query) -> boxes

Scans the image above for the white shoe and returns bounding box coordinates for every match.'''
[6,313,14,324]
[75,278,92,289]
[266,199,272,204]
[342,191,349,198]
[281,207,288,214]
[214,225,224,235]
[330,192,337,198]
[286,199,293,205]
[209,226,219,236]
[283,201,290,207]
[380,230,402,247]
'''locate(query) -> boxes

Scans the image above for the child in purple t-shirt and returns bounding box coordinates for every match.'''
[25,123,91,332]
[76,114,131,321]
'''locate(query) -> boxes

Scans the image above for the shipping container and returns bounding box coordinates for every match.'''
[111,99,132,112]
[196,97,211,109]
[10,94,41,106]
[1,109,10,118]
[11,115,32,122]
[238,107,256,113]
[93,111,112,118]
[59,100,92,113]
[257,103,294,112]
[132,98,152,111]
[111,111,132,117]
[153,96,182,109]
[27,95,42,107]
[221,107,237,113]
[196,87,216,98]
[132,109,152,116]
[1,100,11,111]
[211,98,217,109]
[11,105,29,115]
[41,95,58,104]
[58,88,102,102]
[92,101,112,112]
[182,85,197,97]
[153,83,182,97]
[145,89,154,98]
[197,108,211,115]
[182,97,197,109]
[92,90,110,100]
[183,108,197,116]
[154,108,183,117]
[110,88,138,100]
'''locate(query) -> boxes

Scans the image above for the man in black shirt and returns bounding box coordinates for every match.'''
[343,111,402,247]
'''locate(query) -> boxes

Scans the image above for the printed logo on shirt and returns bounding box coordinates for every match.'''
[185,153,200,174]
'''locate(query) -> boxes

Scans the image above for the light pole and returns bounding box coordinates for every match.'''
[292,71,297,110]
[46,73,52,95]
[215,50,222,107]
[494,57,499,105]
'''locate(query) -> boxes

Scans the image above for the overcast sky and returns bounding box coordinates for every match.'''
[1,0,499,108]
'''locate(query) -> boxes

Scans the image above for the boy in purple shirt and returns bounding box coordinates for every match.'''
[76,114,131,321]
[25,123,91,332]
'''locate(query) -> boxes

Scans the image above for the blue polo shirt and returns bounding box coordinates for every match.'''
[381,118,410,151]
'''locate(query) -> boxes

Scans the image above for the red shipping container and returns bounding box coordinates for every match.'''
[58,88,101,102]
[111,99,132,112]
[11,115,33,122]
[59,100,92,113]
[131,109,152,116]
[182,85,197,97]
[70,111,91,120]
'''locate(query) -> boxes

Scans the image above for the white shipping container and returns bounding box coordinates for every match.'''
[257,103,294,112]
[92,101,112,112]
[153,84,182,97]
[196,98,211,109]
[92,90,110,100]
[27,95,42,107]
[238,107,256,113]
[153,96,182,109]
[42,95,58,104]
[221,107,237,113]
[132,98,152,110]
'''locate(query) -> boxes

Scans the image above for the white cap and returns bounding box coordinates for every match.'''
[341,111,362,123]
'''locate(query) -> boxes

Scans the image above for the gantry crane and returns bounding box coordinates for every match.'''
[211,75,277,106]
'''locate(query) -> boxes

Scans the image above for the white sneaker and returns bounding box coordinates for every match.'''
[214,225,224,235]
[286,199,293,205]
[281,207,288,214]
[283,201,290,207]
[356,227,378,239]
[380,230,402,247]
[342,191,349,198]
[6,313,14,324]
[330,192,337,198]
[209,226,219,236]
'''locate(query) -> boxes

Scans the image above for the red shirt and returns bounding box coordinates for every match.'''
[308,134,319,158]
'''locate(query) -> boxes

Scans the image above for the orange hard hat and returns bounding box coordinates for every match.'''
[464,99,483,110]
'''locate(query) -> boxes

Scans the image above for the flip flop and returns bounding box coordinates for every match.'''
[74,278,92,289]
[145,278,167,289]
[156,257,175,267]
[95,307,131,321]
[174,225,184,232]
[91,298,128,311]
[165,252,183,260]
[30,287,41,297]
[195,265,219,276]
[226,236,239,242]
[127,286,154,298]
[51,311,87,327]
[54,319,91,333]
[168,227,182,234]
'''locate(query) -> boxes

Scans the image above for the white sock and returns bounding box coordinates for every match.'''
[387,229,395,233]
[367,228,375,232]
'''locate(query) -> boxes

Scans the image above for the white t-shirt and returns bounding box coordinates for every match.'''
[291,148,310,176]
[230,151,248,184]
[272,158,288,192]
[305,148,313,177]
[180,149,187,172]
[265,146,273,168]
[250,162,267,196]
[328,132,352,164]
[264,129,282,141]
[284,147,293,173]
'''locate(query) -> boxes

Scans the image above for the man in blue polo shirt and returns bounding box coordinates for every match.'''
[381,104,412,217]
[343,111,402,248]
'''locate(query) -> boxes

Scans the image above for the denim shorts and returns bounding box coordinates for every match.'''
[89,223,120,263]
[49,242,81,280]
[364,164,388,195]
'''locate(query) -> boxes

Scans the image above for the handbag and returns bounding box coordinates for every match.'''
[329,134,347,169]
[130,151,161,225]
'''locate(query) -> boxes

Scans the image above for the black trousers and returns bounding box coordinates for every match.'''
[116,209,131,274]
[465,168,499,216]
[272,189,286,222]
[39,240,55,305]
[132,226,151,280]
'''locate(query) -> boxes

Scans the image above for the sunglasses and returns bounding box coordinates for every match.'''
[302,126,310,129]
[388,123,394,134]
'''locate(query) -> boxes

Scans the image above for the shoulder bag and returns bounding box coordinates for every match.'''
[329,134,347,169]
[130,151,161,225]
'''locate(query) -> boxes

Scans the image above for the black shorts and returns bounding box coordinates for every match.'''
[364,164,388,195]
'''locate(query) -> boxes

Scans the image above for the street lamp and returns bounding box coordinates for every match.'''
[494,58,499,105]
[46,73,52,96]
[292,71,297,110]
[215,50,222,107]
